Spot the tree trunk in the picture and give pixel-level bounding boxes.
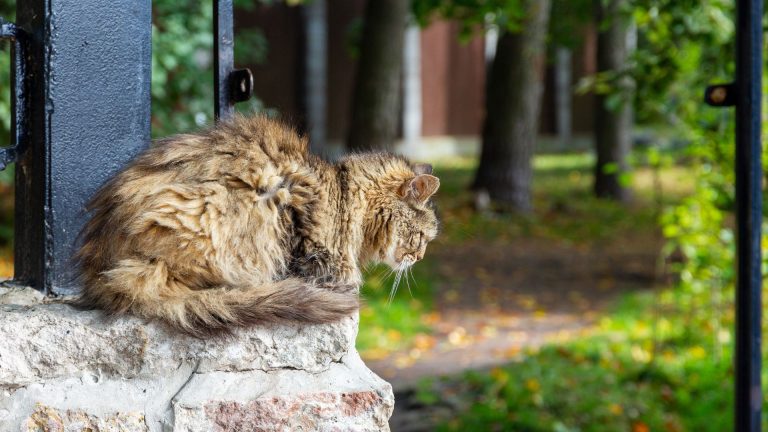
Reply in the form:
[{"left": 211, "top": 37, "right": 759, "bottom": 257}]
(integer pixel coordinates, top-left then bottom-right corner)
[
  {"left": 555, "top": 47, "right": 572, "bottom": 151},
  {"left": 347, "top": 0, "right": 408, "bottom": 151},
  {"left": 401, "top": 18, "right": 422, "bottom": 157},
  {"left": 303, "top": 0, "right": 327, "bottom": 154},
  {"left": 594, "top": 0, "right": 634, "bottom": 201},
  {"left": 472, "top": 0, "right": 551, "bottom": 212}
]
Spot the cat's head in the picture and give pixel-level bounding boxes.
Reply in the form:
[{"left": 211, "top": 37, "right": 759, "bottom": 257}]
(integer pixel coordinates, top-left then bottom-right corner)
[{"left": 360, "top": 160, "right": 440, "bottom": 270}]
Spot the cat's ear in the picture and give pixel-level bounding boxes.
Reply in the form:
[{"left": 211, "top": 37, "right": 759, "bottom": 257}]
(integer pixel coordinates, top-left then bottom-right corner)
[
  {"left": 413, "top": 163, "right": 433, "bottom": 175},
  {"left": 399, "top": 174, "right": 440, "bottom": 203}
]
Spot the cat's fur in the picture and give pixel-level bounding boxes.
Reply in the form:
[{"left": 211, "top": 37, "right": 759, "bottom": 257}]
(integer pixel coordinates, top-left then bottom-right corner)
[{"left": 75, "top": 115, "right": 439, "bottom": 337}]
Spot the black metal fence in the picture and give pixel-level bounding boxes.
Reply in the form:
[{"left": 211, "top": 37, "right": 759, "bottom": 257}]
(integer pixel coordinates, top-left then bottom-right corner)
[
  {"left": 705, "top": 1, "right": 763, "bottom": 430},
  {"left": 0, "top": 0, "right": 251, "bottom": 296}
]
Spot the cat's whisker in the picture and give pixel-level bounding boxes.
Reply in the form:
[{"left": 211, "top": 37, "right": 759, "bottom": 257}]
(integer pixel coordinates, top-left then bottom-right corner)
[
  {"left": 406, "top": 265, "right": 418, "bottom": 297},
  {"left": 388, "top": 263, "right": 406, "bottom": 304},
  {"left": 404, "top": 263, "right": 413, "bottom": 298},
  {"left": 383, "top": 264, "right": 400, "bottom": 281},
  {"left": 370, "top": 263, "right": 386, "bottom": 279}
]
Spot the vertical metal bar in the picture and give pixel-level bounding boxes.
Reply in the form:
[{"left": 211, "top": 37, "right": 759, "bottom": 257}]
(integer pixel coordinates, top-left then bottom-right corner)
[
  {"left": 214, "top": 0, "right": 235, "bottom": 121},
  {"left": 10, "top": 21, "right": 26, "bottom": 166},
  {"left": 0, "top": 19, "right": 27, "bottom": 170},
  {"left": 735, "top": 0, "right": 763, "bottom": 430},
  {"left": 14, "top": 0, "right": 152, "bottom": 295}
]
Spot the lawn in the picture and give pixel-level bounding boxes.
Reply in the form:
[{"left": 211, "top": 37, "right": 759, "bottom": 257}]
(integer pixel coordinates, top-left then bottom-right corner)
[
  {"left": 355, "top": 151, "right": 758, "bottom": 431},
  {"left": 416, "top": 290, "right": 736, "bottom": 432},
  {"left": 357, "top": 151, "right": 691, "bottom": 357}
]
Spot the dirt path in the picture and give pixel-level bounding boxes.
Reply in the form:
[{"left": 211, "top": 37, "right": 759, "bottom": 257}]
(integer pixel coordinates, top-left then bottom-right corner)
[{"left": 367, "top": 233, "right": 664, "bottom": 391}]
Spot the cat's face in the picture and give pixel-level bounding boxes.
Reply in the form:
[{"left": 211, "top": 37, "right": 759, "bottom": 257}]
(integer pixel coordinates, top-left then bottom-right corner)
[
  {"left": 376, "top": 164, "right": 440, "bottom": 270},
  {"left": 384, "top": 196, "right": 439, "bottom": 269}
]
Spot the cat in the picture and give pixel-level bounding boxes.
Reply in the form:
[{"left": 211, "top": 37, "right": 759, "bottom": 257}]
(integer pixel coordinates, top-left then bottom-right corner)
[{"left": 75, "top": 115, "right": 440, "bottom": 337}]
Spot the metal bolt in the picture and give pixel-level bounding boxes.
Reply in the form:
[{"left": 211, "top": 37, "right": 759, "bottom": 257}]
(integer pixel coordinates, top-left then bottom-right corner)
[
  {"left": 710, "top": 86, "right": 728, "bottom": 104},
  {"left": 705, "top": 83, "right": 736, "bottom": 107},
  {"left": 230, "top": 68, "right": 253, "bottom": 103}
]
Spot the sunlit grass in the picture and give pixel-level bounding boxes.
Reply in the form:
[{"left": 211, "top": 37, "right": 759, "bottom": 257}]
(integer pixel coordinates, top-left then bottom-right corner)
[
  {"left": 357, "top": 152, "right": 696, "bottom": 359},
  {"left": 357, "top": 262, "right": 435, "bottom": 358},
  {"left": 419, "top": 290, "right": 738, "bottom": 431},
  {"left": 432, "top": 152, "right": 692, "bottom": 245}
]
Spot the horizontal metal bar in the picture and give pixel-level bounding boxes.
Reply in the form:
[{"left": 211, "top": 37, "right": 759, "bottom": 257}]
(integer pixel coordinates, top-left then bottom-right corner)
[
  {"left": 0, "top": 147, "right": 16, "bottom": 170},
  {"left": 0, "top": 18, "right": 16, "bottom": 38}
]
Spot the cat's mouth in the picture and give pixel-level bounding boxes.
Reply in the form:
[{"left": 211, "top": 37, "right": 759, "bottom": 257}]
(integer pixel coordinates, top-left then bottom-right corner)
[
  {"left": 382, "top": 254, "right": 414, "bottom": 270},
  {"left": 393, "top": 246, "right": 423, "bottom": 265},
  {"left": 384, "top": 249, "right": 418, "bottom": 269}
]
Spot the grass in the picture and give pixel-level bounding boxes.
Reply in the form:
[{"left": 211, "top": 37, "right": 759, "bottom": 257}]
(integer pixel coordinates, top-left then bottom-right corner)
[
  {"left": 430, "top": 153, "right": 689, "bottom": 246},
  {"left": 417, "top": 289, "right": 738, "bottom": 431},
  {"left": 357, "top": 261, "right": 435, "bottom": 359},
  {"left": 357, "top": 151, "right": 692, "bottom": 358},
  {"left": 357, "top": 151, "right": 753, "bottom": 430}
]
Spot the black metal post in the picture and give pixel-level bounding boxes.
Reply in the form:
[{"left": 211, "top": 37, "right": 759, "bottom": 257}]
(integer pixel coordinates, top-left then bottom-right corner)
[
  {"left": 214, "top": 0, "right": 253, "bottom": 121},
  {"left": 14, "top": 0, "right": 152, "bottom": 295},
  {"left": 734, "top": 0, "right": 763, "bottom": 430},
  {"left": 214, "top": 0, "right": 235, "bottom": 121}
]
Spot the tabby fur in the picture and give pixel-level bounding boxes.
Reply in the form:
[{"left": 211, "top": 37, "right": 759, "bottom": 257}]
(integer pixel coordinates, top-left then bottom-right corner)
[{"left": 75, "top": 115, "right": 439, "bottom": 337}]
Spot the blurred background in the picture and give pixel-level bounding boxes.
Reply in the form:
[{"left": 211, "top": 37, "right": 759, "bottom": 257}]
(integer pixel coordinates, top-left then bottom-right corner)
[{"left": 0, "top": 0, "right": 756, "bottom": 430}]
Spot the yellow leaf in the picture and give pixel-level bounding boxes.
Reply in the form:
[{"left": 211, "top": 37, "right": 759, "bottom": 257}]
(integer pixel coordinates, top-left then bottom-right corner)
[
  {"left": 490, "top": 367, "right": 509, "bottom": 384},
  {"left": 447, "top": 327, "right": 469, "bottom": 346},
  {"left": 413, "top": 333, "right": 436, "bottom": 350},
  {"left": 386, "top": 329, "right": 402, "bottom": 342},
  {"left": 525, "top": 378, "right": 541, "bottom": 392},
  {"left": 688, "top": 346, "right": 707, "bottom": 359},
  {"left": 609, "top": 403, "right": 623, "bottom": 415}
]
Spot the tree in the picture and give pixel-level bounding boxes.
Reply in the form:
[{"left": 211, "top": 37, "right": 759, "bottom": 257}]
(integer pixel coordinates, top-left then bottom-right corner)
[
  {"left": 303, "top": 0, "right": 328, "bottom": 153},
  {"left": 593, "top": 0, "right": 634, "bottom": 201},
  {"left": 347, "top": 0, "right": 409, "bottom": 151},
  {"left": 472, "top": 0, "right": 551, "bottom": 212}
]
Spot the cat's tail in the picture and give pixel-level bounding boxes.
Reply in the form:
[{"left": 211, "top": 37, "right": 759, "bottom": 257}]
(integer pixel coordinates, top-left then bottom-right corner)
[{"left": 76, "top": 259, "right": 360, "bottom": 338}]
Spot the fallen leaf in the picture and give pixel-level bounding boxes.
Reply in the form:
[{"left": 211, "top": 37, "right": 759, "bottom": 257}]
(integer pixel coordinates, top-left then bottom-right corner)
[{"left": 632, "top": 422, "right": 650, "bottom": 432}]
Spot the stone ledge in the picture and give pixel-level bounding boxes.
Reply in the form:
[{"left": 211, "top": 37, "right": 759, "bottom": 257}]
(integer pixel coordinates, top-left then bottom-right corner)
[{"left": 0, "top": 287, "right": 393, "bottom": 431}]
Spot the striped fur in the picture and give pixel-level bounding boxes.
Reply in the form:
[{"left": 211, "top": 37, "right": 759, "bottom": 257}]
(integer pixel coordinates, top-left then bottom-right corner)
[{"left": 75, "top": 115, "right": 439, "bottom": 337}]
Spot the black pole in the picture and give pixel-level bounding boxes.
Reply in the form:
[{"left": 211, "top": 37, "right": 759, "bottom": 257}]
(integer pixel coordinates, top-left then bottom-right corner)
[
  {"left": 13, "top": 0, "right": 152, "bottom": 295},
  {"left": 214, "top": 0, "right": 234, "bottom": 121},
  {"left": 734, "top": 0, "right": 763, "bottom": 430},
  {"left": 213, "top": 0, "right": 254, "bottom": 122}
]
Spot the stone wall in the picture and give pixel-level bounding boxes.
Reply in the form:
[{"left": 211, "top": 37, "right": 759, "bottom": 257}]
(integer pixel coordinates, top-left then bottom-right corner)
[{"left": 0, "top": 287, "right": 394, "bottom": 431}]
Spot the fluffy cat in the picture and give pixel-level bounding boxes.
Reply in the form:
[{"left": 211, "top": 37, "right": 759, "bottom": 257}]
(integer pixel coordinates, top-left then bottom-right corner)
[{"left": 75, "top": 115, "right": 440, "bottom": 337}]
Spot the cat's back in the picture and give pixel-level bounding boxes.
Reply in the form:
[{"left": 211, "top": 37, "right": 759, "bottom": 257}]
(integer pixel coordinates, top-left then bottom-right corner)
[
  {"left": 134, "top": 115, "right": 311, "bottom": 180},
  {"left": 80, "top": 115, "right": 320, "bottom": 281}
]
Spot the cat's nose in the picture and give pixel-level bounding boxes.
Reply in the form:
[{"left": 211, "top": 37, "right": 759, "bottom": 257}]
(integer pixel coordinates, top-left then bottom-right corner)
[{"left": 415, "top": 252, "right": 424, "bottom": 261}]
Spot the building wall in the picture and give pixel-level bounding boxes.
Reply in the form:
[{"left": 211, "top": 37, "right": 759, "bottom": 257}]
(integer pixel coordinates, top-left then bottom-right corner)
[
  {"left": 236, "top": 4, "right": 304, "bottom": 125},
  {"left": 237, "top": 2, "right": 597, "bottom": 144},
  {"left": 421, "top": 22, "right": 486, "bottom": 137}
]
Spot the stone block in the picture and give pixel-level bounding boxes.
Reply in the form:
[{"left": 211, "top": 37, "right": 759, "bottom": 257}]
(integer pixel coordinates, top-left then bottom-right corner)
[{"left": 0, "top": 287, "right": 393, "bottom": 431}]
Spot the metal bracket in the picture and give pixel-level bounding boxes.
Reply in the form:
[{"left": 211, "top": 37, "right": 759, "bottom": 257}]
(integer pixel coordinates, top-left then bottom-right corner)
[
  {"left": 214, "top": 0, "right": 254, "bottom": 121},
  {"left": 0, "top": 17, "right": 27, "bottom": 171},
  {"left": 230, "top": 68, "right": 254, "bottom": 103},
  {"left": 705, "top": 83, "right": 737, "bottom": 107}
]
